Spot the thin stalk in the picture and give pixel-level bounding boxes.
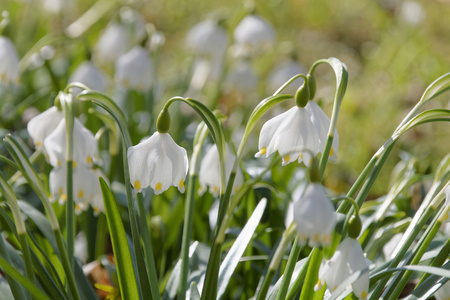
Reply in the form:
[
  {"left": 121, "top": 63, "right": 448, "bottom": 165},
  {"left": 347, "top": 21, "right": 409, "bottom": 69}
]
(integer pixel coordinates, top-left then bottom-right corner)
[
  {"left": 276, "top": 236, "right": 302, "bottom": 300},
  {"left": 179, "top": 176, "right": 198, "bottom": 299},
  {"left": 416, "top": 238, "right": 450, "bottom": 286},
  {"left": 299, "top": 248, "right": 322, "bottom": 300},
  {"left": 54, "top": 229, "right": 81, "bottom": 300},
  {"left": 66, "top": 160, "right": 74, "bottom": 272},
  {"left": 286, "top": 256, "right": 311, "bottom": 300},
  {"left": 136, "top": 193, "right": 161, "bottom": 300},
  {"left": 18, "top": 233, "right": 36, "bottom": 288},
  {"left": 256, "top": 224, "right": 297, "bottom": 300}
]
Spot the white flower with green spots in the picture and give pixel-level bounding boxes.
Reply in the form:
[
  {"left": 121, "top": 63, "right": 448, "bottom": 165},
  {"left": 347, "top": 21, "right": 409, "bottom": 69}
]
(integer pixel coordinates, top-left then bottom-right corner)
[
  {"left": 315, "top": 237, "right": 371, "bottom": 300},
  {"left": 0, "top": 36, "right": 20, "bottom": 85},
  {"left": 127, "top": 132, "right": 188, "bottom": 195}
]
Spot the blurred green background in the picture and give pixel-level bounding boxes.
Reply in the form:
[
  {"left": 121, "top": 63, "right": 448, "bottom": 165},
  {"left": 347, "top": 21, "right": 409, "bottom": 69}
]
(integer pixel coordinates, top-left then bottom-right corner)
[{"left": 1, "top": 0, "right": 449, "bottom": 196}]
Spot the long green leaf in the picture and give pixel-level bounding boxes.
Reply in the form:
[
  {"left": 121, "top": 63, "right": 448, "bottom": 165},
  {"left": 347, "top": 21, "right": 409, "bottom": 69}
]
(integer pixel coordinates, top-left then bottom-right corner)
[
  {"left": 217, "top": 198, "right": 267, "bottom": 299},
  {"left": 99, "top": 177, "right": 139, "bottom": 300},
  {"left": 0, "top": 256, "right": 50, "bottom": 300}
]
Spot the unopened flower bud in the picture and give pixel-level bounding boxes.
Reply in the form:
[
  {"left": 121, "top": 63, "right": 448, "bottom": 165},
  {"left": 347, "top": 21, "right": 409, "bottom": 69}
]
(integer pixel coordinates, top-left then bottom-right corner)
[
  {"left": 295, "top": 83, "right": 310, "bottom": 108},
  {"left": 156, "top": 109, "right": 171, "bottom": 133},
  {"left": 348, "top": 215, "right": 362, "bottom": 239}
]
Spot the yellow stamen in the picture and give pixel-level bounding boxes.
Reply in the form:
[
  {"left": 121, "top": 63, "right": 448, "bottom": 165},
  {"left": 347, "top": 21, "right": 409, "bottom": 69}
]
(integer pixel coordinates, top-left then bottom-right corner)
[
  {"left": 361, "top": 291, "right": 368, "bottom": 299},
  {"left": 260, "top": 147, "right": 267, "bottom": 155},
  {"left": 313, "top": 234, "right": 319, "bottom": 242},
  {"left": 58, "top": 187, "right": 63, "bottom": 195},
  {"left": 134, "top": 180, "right": 142, "bottom": 190},
  {"left": 75, "top": 203, "right": 81, "bottom": 211},
  {"left": 300, "top": 153, "right": 303, "bottom": 159},
  {"left": 93, "top": 207, "right": 100, "bottom": 214},
  {"left": 179, "top": 179, "right": 184, "bottom": 189},
  {"left": 213, "top": 186, "right": 219, "bottom": 194},
  {"left": 36, "top": 141, "right": 41, "bottom": 147},
  {"left": 57, "top": 159, "right": 61, "bottom": 166},
  {"left": 329, "top": 147, "right": 335, "bottom": 157},
  {"left": 316, "top": 279, "right": 322, "bottom": 288},
  {"left": 155, "top": 182, "right": 162, "bottom": 191},
  {"left": 86, "top": 156, "right": 93, "bottom": 164},
  {"left": 1, "top": 73, "right": 5, "bottom": 81},
  {"left": 72, "top": 161, "right": 77, "bottom": 168},
  {"left": 445, "top": 214, "right": 449, "bottom": 221},
  {"left": 60, "top": 194, "right": 67, "bottom": 203},
  {"left": 77, "top": 190, "right": 84, "bottom": 199},
  {"left": 283, "top": 155, "right": 290, "bottom": 163}
]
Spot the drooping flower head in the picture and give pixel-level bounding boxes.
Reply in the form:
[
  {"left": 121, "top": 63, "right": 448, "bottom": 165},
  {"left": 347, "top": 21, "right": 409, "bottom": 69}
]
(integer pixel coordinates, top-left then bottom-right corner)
[
  {"left": 115, "top": 46, "right": 155, "bottom": 91},
  {"left": 68, "top": 61, "right": 108, "bottom": 96},
  {"left": 186, "top": 19, "right": 229, "bottom": 58},
  {"left": 255, "top": 101, "right": 337, "bottom": 166},
  {"left": 233, "top": 14, "right": 275, "bottom": 55},
  {"left": 95, "top": 23, "right": 132, "bottom": 64},
  {"left": 27, "top": 106, "right": 64, "bottom": 150},
  {"left": 293, "top": 182, "right": 336, "bottom": 247},
  {"left": 315, "top": 237, "right": 371, "bottom": 300},
  {"left": 198, "top": 144, "right": 244, "bottom": 197},
  {"left": 49, "top": 165, "right": 99, "bottom": 214},
  {"left": 0, "top": 36, "right": 20, "bottom": 85},
  {"left": 224, "top": 59, "right": 259, "bottom": 95},
  {"left": 127, "top": 132, "right": 189, "bottom": 195},
  {"left": 44, "top": 118, "right": 99, "bottom": 168}
]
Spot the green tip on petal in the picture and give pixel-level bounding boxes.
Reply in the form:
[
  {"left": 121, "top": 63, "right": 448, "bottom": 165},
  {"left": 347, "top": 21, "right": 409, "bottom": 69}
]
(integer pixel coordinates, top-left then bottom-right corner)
[
  {"left": 156, "top": 109, "right": 171, "bottom": 133},
  {"left": 295, "top": 82, "right": 310, "bottom": 108},
  {"left": 348, "top": 215, "right": 362, "bottom": 239}
]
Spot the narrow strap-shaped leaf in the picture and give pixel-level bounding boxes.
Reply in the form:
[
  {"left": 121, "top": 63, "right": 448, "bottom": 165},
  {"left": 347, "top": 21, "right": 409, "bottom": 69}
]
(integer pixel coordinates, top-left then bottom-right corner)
[
  {"left": 217, "top": 198, "right": 267, "bottom": 299},
  {"left": 0, "top": 234, "right": 28, "bottom": 300},
  {"left": 190, "top": 282, "right": 201, "bottom": 300},
  {"left": 99, "top": 177, "right": 139, "bottom": 300},
  {"left": 0, "top": 256, "right": 51, "bottom": 300}
]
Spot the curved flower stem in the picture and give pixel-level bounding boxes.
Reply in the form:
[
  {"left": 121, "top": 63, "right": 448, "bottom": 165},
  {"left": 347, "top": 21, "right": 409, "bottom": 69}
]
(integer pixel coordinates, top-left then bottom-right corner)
[
  {"left": 276, "top": 236, "right": 302, "bottom": 300},
  {"left": 179, "top": 123, "right": 209, "bottom": 300},
  {"left": 136, "top": 193, "right": 161, "bottom": 300},
  {"left": 332, "top": 196, "right": 360, "bottom": 216},
  {"left": 256, "top": 223, "right": 297, "bottom": 300},
  {"left": 299, "top": 248, "right": 323, "bottom": 300}
]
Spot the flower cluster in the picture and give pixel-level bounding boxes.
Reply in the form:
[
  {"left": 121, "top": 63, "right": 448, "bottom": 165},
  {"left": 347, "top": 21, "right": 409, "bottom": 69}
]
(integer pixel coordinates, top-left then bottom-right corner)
[{"left": 27, "top": 94, "right": 105, "bottom": 215}]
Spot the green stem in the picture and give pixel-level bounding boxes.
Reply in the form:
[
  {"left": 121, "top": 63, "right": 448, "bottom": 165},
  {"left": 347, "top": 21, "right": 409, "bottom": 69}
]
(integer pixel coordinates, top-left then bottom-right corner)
[
  {"left": 299, "top": 248, "right": 322, "bottom": 300},
  {"left": 416, "top": 237, "right": 450, "bottom": 286},
  {"left": 18, "top": 233, "right": 36, "bottom": 287},
  {"left": 136, "top": 193, "right": 161, "bottom": 300},
  {"left": 54, "top": 229, "right": 81, "bottom": 300},
  {"left": 43, "top": 59, "right": 60, "bottom": 91},
  {"left": 276, "top": 236, "right": 302, "bottom": 300},
  {"left": 286, "top": 256, "right": 311, "bottom": 300},
  {"left": 200, "top": 240, "right": 223, "bottom": 300},
  {"left": 66, "top": 161, "right": 74, "bottom": 273},
  {"left": 179, "top": 175, "right": 198, "bottom": 299},
  {"left": 256, "top": 224, "right": 297, "bottom": 300}
]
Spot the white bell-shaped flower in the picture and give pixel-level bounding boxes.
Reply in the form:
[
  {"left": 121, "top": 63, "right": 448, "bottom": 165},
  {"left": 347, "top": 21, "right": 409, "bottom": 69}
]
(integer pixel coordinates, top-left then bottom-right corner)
[
  {"left": 305, "top": 101, "right": 339, "bottom": 161},
  {"left": 49, "top": 165, "right": 98, "bottom": 214},
  {"left": 186, "top": 20, "right": 229, "bottom": 58},
  {"left": 266, "top": 59, "right": 306, "bottom": 95},
  {"left": 434, "top": 278, "right": 450, "bottom": 300},
  {"left": 198, "top": 144, "right": 244, "bottom": 197},
  {"left": 88, "top": 168, "right": 107, "bottom": 216},
  {"left": 127, "top": 132, "right": 189, "bottom": 195},
  {"left": 95, "top": 23, "right": 131, "bottom": 64},
  {"left": 233, "top": 15, "right": 275, "bottom": 54},
  {"left": 68, "top": 61, "right": 108, "bottom": 96},
  {"left": 115, "top": 46, "right": 155, "bottom": 91},
  {"left": 255, "top": 106, "right": 320, "bottom": 166},
  {"left": 315, "top": 237, "right": 371, "bottom": 300},
  {"left": 44, "top": 118, "right": 99, "bottom": 168},
  {"left": 224, "top": 59, "right": 258, "bottom": 94},
  {"left": 27, "top": 106, "right": 64, "bottom": 150},
  {"left": 293, "top": 183, "right": 336, "bottom": 247},
  {"left": 0, "top": 36, "right": 20, "bottom": 85}
]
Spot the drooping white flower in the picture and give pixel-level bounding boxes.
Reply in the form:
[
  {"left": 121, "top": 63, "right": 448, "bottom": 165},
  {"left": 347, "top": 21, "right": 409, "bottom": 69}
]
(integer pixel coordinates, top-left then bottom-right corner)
[
  {"left": 224, "top": 59, "right": 258, "bottom": 94},
  {"left": 88, "top": 169, "right": 107, "bottom": 216},
  {"left": 293, "top": 183, "right": 336, "bottom": 247},
  {"left": 44, "top": 118, "right": 99, "bottom": 168},
  {"left": 49, "top": 165, "right": 99, "bottom": 214},
  {"left": 434, "top": 277, "right": 450, "bottom": 300},
  {"left": 127, "top": 132, "right": 188, "bottom": 195},
  {"left": 266, "top": 59, "right": 306, "bottom": 95},
  {"left": 0, "top": 36, "right": 20, "bottom": 85},
  {"left": 186, "top": 20, "right": 229, "bottom": 58},
  {"left": 255, "top": 106, "right": 320, "bottom": 166},
  {"left": 68, "top": 61, "right": 108, "bottom": 96},
  {"left": 198, "top": 144, "right": 244, "bottom": 197},
  {"left": 27, "top": 106, "right": 64, "bottom": 150},
  {"left": 95, "top": 23, "right": 131, "bottom": 64},
  {"left": 115, "top": 46, "right": 155, "bottom": 91},
  {"left": 305, "top": 101, "right": 339, "bottom": 161},
  {"left": 315, "top": 237, "right": 371, "bottom": 300},
  {"left": 40, "top": 0, "right": 74, "bottom": 14},
  {"left": 233, "top": 15, "right": 275, "bottom": 54}
]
